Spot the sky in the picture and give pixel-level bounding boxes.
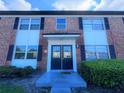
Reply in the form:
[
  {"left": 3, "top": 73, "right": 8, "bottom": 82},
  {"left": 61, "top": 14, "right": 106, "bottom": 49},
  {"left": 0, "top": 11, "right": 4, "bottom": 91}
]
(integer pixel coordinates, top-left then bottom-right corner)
[{"left": 0, "top": 0, "right": 124, "bottom": 11}]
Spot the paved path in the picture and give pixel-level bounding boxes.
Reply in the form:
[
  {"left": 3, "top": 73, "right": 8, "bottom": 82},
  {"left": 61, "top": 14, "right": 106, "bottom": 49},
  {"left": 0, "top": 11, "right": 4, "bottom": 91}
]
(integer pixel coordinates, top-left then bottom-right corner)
[{"left": 36, "top": 72, "right": 87, "bottom": 93}]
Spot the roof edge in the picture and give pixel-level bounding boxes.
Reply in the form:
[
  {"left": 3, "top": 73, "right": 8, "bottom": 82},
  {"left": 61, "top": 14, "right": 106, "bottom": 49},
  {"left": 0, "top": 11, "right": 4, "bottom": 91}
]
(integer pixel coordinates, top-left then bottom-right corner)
[{"left": 0, "top": 11, "right": 124, "bottom": 15}]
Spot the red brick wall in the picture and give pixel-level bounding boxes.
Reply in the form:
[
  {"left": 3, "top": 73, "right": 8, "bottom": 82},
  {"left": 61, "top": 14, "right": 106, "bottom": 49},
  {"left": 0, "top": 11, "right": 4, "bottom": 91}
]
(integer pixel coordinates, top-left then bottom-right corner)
[
  {"left": 0, "top": 17, "right": 16, "bottom": 66},
  {"left": 108, "top": 17, "right": 124, "bottom": 59},
  {"left": 38, "top": 32, "right": 48, "bottom": 71},
  {"left": 3, "top": 16, "right": 124, "bottom": 70},
  {"left": 38, "top": 17, "right": 83, "bottom": 70},
  {"left": 43, "top": 17, "right": 80, "bottom": 33}
]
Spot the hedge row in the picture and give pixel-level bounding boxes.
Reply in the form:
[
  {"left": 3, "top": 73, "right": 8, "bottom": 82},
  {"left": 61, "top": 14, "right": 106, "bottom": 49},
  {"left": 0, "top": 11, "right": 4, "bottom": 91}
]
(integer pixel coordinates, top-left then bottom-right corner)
[
  {"left": 79, "top": 59, "right": 124, "bottom": 89},
  {"left": 0, "top": 66, "right": 34, "bottom": 78}
]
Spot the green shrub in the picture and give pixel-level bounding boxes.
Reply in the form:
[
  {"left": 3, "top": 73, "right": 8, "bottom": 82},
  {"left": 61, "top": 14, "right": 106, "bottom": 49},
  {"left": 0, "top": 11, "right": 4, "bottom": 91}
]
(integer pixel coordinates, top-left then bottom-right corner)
[
  {"left": 24, "top": 66, "right": 34, "bottom": 75},
  {"left": 0, "top": 66, "right": 34, "bottom": 78},
  {"left": 14, "top": 66, "right": 34, "bottom": 77},
  {"left": 79, "top": 59, "right": 124, "bottom": 89},
  {"left": 0, "top": 66, "right": 14, "bottom": 78},
  {"left": 14, "top": 68, "right": 26, "bottom": 77}
]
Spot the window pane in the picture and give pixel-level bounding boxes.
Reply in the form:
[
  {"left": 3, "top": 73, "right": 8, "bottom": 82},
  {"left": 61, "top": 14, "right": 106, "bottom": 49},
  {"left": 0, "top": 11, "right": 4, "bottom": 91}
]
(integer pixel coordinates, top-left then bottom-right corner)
[
  {"left": 85, "top": 46, "right": 96, "bottom": 52},
  {"left": 85, "top": 46, "right": 96, "bottom": 60},
  {"left": 20, "top": 18, "right": 30, "bottom": 24},
  {"left": 83, "top": 19, "right": 104, "bottom": 31},
  {"left": 85, "top": 45, "right": 109, "bottom": 60},
  {"left": 57, "top": 18, "right": 66, "bottom": 23},
  {"left": 30, "top": 19, "right": 40, "bottom": 30},
  {"left": 19, "top": 18, "right": 30, "bottom": 30},
  {"left": 57, "top": 24, "right": 66, "bottom": 30},
  {"left": 93, "top": 20, "right": 103, "bottom": 24},
  {"left": 86, "top": 53, "right": 97, "bottom": 60},
  {"left": 15, "top": 53, "right": 25, "bottom": 59},
  {"left": 20, "top": 24, "right": 29, "bottom": 30},
  {"left": 15, "top": 46, "right": 26, "bottom": 59},
  {"left": 27, "top": 53, "right": 37, "bottom": 59},
  {"left": 27, "top": 46, "right": 37, "bottom": 52},
  {"left": 92, "top": 24, "right": 104, "bottom": 30},
  {"left": 27, "top": 46, "right": 37, "bottom": 59},
  {"left": 56, "top": 18, "right": 66, "bottom": 30},
  {"left": 31, "top": 19, "right": 40, "bottom": 24},
  {"left": 96, "top": 46, "right": 107, "bottom": 52},
  {"left": 63, "top": 46, "right": 71, "bottom": 58},
  {"left": 98, "top": 53, "right": 108, "bottom": 59},
  {"left": 53, "top": 46, "right": 60, "bottom": 58},
  {"left": 30, "top": 24, "right": 40, "bottom": 30},
  {"left": 96, "top": 46, "right": 109, "bottom": 59},
  {"left": 83, "top": 20, "right": 92, "bottom": 24},
  {"left": 16, "top": 46, "right": 26, "bottom": 52}
]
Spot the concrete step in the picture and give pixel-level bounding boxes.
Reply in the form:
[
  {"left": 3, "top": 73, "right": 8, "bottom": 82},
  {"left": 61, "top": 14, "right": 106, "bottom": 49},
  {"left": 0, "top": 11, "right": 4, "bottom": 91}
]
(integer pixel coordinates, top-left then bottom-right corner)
[
  {"left": 50, "top": 87, "right": 71, "bottom": 93},
  {"left": 35, "top": 72, "right": 87, "bottom": 88}
]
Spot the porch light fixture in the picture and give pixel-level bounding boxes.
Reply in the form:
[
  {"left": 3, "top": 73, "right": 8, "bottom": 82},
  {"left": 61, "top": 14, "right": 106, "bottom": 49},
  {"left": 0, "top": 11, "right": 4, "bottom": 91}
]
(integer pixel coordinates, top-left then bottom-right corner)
[{"left": 76, "top": 44, "right": 79, "bottom": 48}]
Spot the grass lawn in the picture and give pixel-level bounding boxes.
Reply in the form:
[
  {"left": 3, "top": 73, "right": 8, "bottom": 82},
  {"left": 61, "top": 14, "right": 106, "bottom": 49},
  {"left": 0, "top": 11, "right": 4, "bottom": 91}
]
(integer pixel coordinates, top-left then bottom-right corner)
[{"left": 0, "top": 84, "right": 25, "bottom": 93}]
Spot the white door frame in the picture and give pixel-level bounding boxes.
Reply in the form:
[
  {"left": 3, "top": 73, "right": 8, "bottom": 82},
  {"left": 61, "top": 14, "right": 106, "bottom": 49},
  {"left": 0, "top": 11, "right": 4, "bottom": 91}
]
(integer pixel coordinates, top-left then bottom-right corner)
[{"left": 47, "top": 39, "right": 77, "bottom": 72}]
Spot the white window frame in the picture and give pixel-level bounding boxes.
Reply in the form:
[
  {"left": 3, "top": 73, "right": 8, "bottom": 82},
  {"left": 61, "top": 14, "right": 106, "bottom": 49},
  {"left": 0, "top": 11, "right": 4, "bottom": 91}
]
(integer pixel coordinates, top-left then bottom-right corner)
[
  {"left": 82, "top": 18, "right": 106, "bottom": 32},
  {"left": 18, "top": 18, "right": 30, "bottom": 30},
  {"left": 14, "top": 45, "right": 26, "bottom": 59},
  {"left": 18, "top": 17, "right": 41, "bottom": 30},
  {"left": 13, "top": 45, "right": 38, "bottom": 60},
  {"left": 26, "top": 46, "right": 38, "bottom": 59},
  {"left": 56, "top": 17, "right": 67, "bottom": 30},
  {"left": 30, "top": 18, "right": 41, "bottom": 30},
  {"left": 85, "top": 45, "right": 110, "bottom": 60}
]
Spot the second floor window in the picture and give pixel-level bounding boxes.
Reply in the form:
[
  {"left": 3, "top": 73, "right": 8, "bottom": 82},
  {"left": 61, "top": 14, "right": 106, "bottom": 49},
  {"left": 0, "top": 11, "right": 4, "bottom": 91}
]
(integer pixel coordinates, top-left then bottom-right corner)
[
  {"left": 19, "top": 18, "right": 30, "bottom": 30},
  {"left": 56, "top": 18, "right": 66, "bottom": 30},
  {"left": 83, "top": 18, "right": 104, "bottom": 31},
  {"left": 30, "top": 19, "right": 40, "bottom": 30},
  {"left": 19, "top": 18, "right": 40, "bottom": 30}
]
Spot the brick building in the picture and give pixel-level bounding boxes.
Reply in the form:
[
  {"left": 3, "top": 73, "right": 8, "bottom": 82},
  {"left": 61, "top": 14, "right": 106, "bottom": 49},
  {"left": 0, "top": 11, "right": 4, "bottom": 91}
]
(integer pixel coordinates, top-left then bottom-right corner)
[{"left": 0, "top": 11, "right": 124, "bottom": 72}]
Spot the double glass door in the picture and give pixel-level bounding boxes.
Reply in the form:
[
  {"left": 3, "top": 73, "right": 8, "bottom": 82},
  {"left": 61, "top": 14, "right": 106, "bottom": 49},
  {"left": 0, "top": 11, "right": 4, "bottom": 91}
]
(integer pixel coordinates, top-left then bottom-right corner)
[{"left": 51, "top": 45, "right": 73, "bottom": 70}]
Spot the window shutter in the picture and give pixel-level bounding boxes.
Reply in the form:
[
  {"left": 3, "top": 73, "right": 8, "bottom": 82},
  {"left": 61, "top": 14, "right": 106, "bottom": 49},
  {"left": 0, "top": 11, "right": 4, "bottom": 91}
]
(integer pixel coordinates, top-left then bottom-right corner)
[
  {"left": 6, "top": 45, "right": 14, "bottom": 61},
  {"left": 80, "top": 45, "right": 86, "bottom": 61},
  {"left": 37, "top": 45, "right": 42, "bottom": 61},
  {"left": 79, "top": 17, "right": 83, "bottom": 30},
  {"left": 13, "top": 17, "right": 19, "bottom": 30},
  {"left": 122, "top": 17, "right": 124, "bottom": 23},
  {"left": 104, "top": 17, "right": 110, "bottom": 30},
  {"left": 40, "top": 17, "right": 44, "bottom": 30},
  {"left": 109, "top": 45, "right": 116, "bottom": 59}
]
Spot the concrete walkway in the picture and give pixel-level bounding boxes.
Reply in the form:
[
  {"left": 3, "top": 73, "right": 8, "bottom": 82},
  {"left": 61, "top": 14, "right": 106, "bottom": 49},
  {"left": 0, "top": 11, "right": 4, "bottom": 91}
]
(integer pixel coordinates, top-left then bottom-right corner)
[{"left": 35, "top": 72, "right": 87, "bottom": 93}]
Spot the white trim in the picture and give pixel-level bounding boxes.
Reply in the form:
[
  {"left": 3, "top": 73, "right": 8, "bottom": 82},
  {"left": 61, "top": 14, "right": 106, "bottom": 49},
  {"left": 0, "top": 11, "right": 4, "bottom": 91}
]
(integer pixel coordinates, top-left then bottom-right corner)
[
  {"left": 47, "top": 44, "right": 51, "bottom": 71},
  {"left": 47, "top": 39, "right": 77, "bottom": 72},
  {"left": 43, "top": 35, "right": 80, "bottom": 38},
  {"left": 85, "top": 45, "right": 111, "bottom": 60},
  {"left": 18, "top": 17, "right": 41, "bottom": 31},
  {"left": 72, "top": 44, "right": 77, "bottom": 72},
  {"left": 12, "top": 45, "right": 38, "bottom": 60}
]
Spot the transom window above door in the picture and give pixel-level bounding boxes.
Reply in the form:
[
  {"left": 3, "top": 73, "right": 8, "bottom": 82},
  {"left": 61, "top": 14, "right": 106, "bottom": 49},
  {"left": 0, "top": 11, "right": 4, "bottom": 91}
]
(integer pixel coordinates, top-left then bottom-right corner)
[
  {"left": 19, "top": 18, "right": 41, "bottom": 30},
  {"left": 56, "top": 18, "right": 66, "bottom": 30}
]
